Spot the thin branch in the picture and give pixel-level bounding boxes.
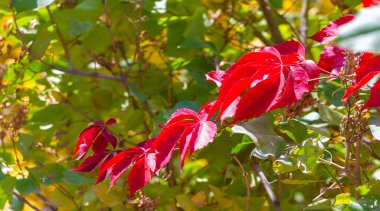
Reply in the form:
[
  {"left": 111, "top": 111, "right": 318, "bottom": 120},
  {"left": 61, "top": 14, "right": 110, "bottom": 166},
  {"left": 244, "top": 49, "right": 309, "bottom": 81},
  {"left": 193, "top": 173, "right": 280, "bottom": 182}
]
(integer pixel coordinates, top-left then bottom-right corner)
[
  {"left": 318, "top": 159, "right": 344, "bottom": 170},
  {"left": 300, "top": 0, "right": 313, "bottom": 59},
  {"left": 8, "top": 2, "right": 124, "bottom": 83},
  {"left": 102, "top": 0, "right": 123, "bottom": 75},
  {"left": 321, "top": 163, "right": 344, "bottom": 192},
  {"left": 312, "top": 182, "right": 339, "bottom": 202},
  {"left": 344, "top": 142, "right": 355, "bottom": 182},
  {"left": 46, "top": 6, "right": 74, "bottom": 70},
  {"left": 269, "top": 4, "right": 302, "bottom": 42},
  {"left": 251, "top": 161, "right": 281, "bottom": 211},
  {"left": 355, "top": 139, "right": 361, "bottom": 199},
  {"left": 13, "top": 191, "right": 40, "bottom": 211},
  {"left": 257, "top": 0, "right": 283, "bottom": 44},
  {"left": 231, "top": 154, "right": 251, "bottom": 211}
]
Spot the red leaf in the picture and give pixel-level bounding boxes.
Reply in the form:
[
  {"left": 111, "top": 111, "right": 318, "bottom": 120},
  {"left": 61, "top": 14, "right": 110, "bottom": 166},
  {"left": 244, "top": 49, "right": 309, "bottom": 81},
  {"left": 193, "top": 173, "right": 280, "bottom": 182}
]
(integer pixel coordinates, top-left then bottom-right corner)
[
  {"left": 309, "top": 14, "right": 355, "bottom": 43},
  {"left": 127, "top": 153, "right": 155, "bottom": 196},
  {"left": 151, "top": 108, "right": 217, "bottom": 171},
  {"left": 74, "top": 118, "right": 118, "bottom": 160},
  {"left": 363, "top": 0, "right": 380, "bottom": 7},
  {"left": 274, "top": 39, "right": 305, "bottom": 57},
  {"left": 95, "top": 153, "right": 115, "bottom": 184},
  {"left": 318, "top": 44, "right": 345, "bottom": 77},
  {"left": 342, "top": 55, "right": 380, "bottom": 102},
  {"left": 206, "top": 40, "right": 320, "bottom": 123},
  {"left": 96, "top": 147, "right": 145, "bottom": 188},
  {"left": 234, "top": 72, "right": 284, "bottom": 121},
  {"left": 364, "top": 79, "right": 380, "bottom": 108},
  {"left": 72, "top": 151, "right": 110, "bottom": 172},
  {"left": 206, "top": 70, "right": 226, "bottom": 87}
]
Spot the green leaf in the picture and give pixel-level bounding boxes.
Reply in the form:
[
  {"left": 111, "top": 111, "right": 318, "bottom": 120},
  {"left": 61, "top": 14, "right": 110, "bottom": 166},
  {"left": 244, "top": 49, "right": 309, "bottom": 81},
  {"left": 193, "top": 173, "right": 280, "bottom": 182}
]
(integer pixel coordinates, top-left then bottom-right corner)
[
  {"left": 334, "top": 193, "right": 352, "bottom": 206},
  {"left": 183, "top": 7, "right": 211, "bottom": 38},
  {"left": 231, "top": 135, "right": 255, "bottom": 163},
  {"left": 304, "top": 198, "right": 332, "bottom": 210},
  {"left": 16, "top": 176, "right": 39, "bottom": 195},
  {"left": 369, "top": 115, "right": 380, "bottom": 141},
  {"left": 30, "top": 27, "right": 53, "bottom": 59},
  {"left": 344, "top": 203, "right": 363, "bottom": 211},
  {"left": 0, "top": 177, "right": 17, "bottom": 209},
  {"left": 17, "top": 133, "right": 34, "bottom": 160},
  {"left": 292, "top": 138, "right": 325, "bottom": 174},
  {"left": 318, "top": 104, "right": 343, "bottom": 126},
  {"left": 30, "top": 104, "right": 70, "bottom": 126},
  {"left": 277, "top": 120, "right": 307, "bottom": 145},
  {"left": 232, "top": 116, "right": 286, "bottom": 160},
  {"left": 0, "top": 152, "right": 15, "bottom": 165},
  {"left": 63, "top": 170, "right": 94, "bottom": 185},
  {"left": 273, "top": 156, "right": 297, "bottom": 173},
  {"left": 337, "top": 5, "right": 380, "bottom": 52},
  {"left": 357, "top": 181, "right": 380, "bottom": 196},
  {"left": 11, "top": 0, "right": 55, "bottom": 13},
  {"left": 319, "top": 80, "right": 345, "bottom": 107}
]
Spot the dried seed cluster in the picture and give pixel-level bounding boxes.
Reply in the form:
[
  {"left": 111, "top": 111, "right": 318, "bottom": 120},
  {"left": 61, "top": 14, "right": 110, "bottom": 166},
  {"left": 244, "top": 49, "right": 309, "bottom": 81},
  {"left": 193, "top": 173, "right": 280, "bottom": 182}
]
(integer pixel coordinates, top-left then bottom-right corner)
[
  {"left": 340, "top": 100, "right": 368, "bottom": 143},
  {"left": 285, "top": 93, "right": 316, "bottom": 119}
]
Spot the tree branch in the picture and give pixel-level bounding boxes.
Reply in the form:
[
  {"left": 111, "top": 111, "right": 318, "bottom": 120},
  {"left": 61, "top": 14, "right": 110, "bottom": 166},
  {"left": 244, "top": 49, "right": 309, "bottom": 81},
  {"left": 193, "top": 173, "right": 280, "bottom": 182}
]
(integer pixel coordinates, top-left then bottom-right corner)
[
  {"left": 300, "top": 0, "right": 313, "bottom": 59},
  {"left": 231, "top": 154, "right": 251, "bottom": 211},
  {"left": 13, "top": 191, "right": 40, "bottom": 211},
  {"left": 257, "top": 0, "right": 283, "bottom": 44},
  {"left": 251, "top": 161, "right": 281, "bottom": 211},
  {"left": 8, "top": 1, "right": 125, "bottom": 83}
]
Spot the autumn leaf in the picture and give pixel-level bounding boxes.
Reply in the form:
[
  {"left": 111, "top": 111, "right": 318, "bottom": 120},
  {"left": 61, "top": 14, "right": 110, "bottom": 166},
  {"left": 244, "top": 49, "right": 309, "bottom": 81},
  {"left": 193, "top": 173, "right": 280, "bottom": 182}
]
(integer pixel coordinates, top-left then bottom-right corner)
[{"left": 73, "top": 118, "right": 117, "bottom": 160}]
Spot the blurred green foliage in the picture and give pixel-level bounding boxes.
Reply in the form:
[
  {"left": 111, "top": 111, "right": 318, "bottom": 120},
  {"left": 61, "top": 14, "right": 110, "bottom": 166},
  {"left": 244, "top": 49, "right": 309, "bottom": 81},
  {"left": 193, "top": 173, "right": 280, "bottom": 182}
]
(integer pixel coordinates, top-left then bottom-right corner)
[{"left": 1, "top": 0, "right": 380, "bottom": 210}]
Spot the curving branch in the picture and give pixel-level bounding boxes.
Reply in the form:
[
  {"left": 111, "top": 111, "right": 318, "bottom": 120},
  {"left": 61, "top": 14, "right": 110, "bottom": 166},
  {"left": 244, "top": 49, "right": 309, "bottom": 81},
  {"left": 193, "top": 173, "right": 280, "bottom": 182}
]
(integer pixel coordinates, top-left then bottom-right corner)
[
  {"left": 251, "top": 161, "right": 281, "bottom": 211},
  {"left": 257, "top": 0, "right": 284, "bottom": 44},
  {"left": 231, "top": 154, "right": 251, "bottom": 211}
]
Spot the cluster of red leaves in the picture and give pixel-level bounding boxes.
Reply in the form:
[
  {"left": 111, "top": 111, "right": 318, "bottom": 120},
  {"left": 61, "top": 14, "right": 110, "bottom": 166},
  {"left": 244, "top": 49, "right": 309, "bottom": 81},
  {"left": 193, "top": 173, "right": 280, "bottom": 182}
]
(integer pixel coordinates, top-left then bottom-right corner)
[
  {"left": 206, "top": 40, "right": 320, "bottom": 123},
  {"left": 309, "top": 10, "right": 380, "bottom": 108},
  {"left": 73, "top": 39, "right": 321, "bottom": 196},
  {"left": 73, "top": 107, "right": 217, "bottom": 196}
]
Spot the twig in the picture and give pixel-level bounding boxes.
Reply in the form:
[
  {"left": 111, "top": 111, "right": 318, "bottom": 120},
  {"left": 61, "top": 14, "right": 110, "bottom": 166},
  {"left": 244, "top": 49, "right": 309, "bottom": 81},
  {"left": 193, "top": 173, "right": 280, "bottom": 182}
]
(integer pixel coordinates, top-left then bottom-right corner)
[
  {"left": 8, "top": 2, "right": 124, "bottom": 83},
  {"left": 251, "top": 161, "right": 281, "bottom": 211},
  {"left": 321, "top": 163, "right": 344, "bottom": 192},
  {"left": 102, "top": 0, "right": 123, "bottom": 75},
  {"left": 355, "top": 139, "right": 361, "bottom": 199},
  {"left": 13, "top": 191, "right": 40, "bottom": 211},
  {"left": 231, "top": 154, "right": 251, "bottom": 211},
  {"left": 318, "top": 159, "right": 344, "bottom": 170},
  {"left": 257, "top": 0, "right": 283, "bottom": 44},
  {"left": 312, "top": 182, "right": 338, "bottom": 202},
  {"left": 46, "top": 6, "right": 74, "bottom": 70},
  {"left": 54, "top": 183, "right": 81, "bottom": 210},
  {"left": 300, "top": 0, "right": 313, "bottom": 59},
  {"left": 344, "top": 142, "right": 355, "bottom": 182},
  {"left": 7, "top": 131, "right": 24, "bottom": 177}
]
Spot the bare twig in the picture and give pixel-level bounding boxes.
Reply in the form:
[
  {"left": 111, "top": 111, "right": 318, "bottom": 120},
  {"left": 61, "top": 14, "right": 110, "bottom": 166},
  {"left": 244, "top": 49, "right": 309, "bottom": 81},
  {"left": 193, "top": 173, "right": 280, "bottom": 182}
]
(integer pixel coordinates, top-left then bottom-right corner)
[
  {"left": 257, "top": 0, "right": 284, "bottom": 44},
  {"left": 300, "top": 0, "right": 313, "bottom": 59},
  {"left": 355, "top": 139, "right": 361, "bottom": 199},
  {"left": 321, "top": 163, "right": 344, "bottom": 192},
  {"left": 102, "top": 0, "right": 123, "bottom": 75},
  {"left": 312, "top": 182, "right": 339, "bottom": 202},
  {"left": 46, "top": 6, "right": 74, "bottom": 70},
  {"left": 8, "top": 2, "right": 124, "bottom": 83},
  {"left": 251, "top": 161, "right": 281, "bottom": 211},
  {"left": 13, "top": 191, "right": 40, "bottom": 211},
  {"left": 231, "top": 154, "right": 251, "bottom": 211},
  {"left": 318, "top": 159, "right": 344, "bottom": 170}
]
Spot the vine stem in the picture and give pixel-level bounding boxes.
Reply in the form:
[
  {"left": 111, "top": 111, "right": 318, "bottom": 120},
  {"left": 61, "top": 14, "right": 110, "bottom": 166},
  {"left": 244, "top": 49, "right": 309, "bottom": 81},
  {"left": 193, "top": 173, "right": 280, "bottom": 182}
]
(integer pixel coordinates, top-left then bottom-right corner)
[
  {"left": 251, "top": 161, "right": 281, "bottom": 211},
  {"left": 231, "top": 154, "right": 251, "bottom": 211},
  {"left": 355, "top": 139, "right": 361, "bottom": 199}
]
